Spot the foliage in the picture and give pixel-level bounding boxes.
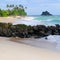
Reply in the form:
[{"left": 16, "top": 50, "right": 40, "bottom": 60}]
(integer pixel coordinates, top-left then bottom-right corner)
[
  {"left": 1, "top": 10, "right": 9, "bottom": 17},
  {"left": 0, "top": 4, "right": 27, "bottom": 17}
]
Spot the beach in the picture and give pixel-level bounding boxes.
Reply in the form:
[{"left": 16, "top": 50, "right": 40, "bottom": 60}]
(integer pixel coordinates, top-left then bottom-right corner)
[
  {"left": 0, "top": 16, "right": 43, "bottom": 26},
  {"left": 0, "top": 17, "right": 16, "bottom": 23},
  {"left": 0, "top": 16, "right": 34, "bottom": 23},
  {"left": 0, "top": 0, "right": 60, "bottom": 59},
  {"left": 0, "top": 16, "right": 60, "bottom": 60},
  {"left": 0, "top": 37, "right": 60, "bottom": 60},
  {"left": 0, "top": 16, "right": 59, "bottom": 26}
]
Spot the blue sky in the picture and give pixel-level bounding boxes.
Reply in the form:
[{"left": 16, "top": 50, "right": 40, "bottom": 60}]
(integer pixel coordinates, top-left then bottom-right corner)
[{"left": 0, "top": 0, "right": 60, "bottom": 15}]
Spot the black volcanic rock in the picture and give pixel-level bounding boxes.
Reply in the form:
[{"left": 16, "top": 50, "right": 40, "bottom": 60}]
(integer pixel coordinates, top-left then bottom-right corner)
[
  {"left": 41, "top": 11, "right": 52, "bottom": 16},
  {"left": 0, "top": 23, "right": 60, "bottom": 38}
]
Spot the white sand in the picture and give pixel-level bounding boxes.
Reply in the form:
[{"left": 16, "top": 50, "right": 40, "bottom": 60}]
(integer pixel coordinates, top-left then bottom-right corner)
[
  {"left": 0, "top": 16, "right": 34, "bottom": 23},
  {"left": 0, "top": 37, "right": 60, "bottom": 60},
  {"left": 0, "top": 16, "right": 43, "bottom": 26},
  {"left": 0, "top": 17, "right": 16, "bottom": 23}
]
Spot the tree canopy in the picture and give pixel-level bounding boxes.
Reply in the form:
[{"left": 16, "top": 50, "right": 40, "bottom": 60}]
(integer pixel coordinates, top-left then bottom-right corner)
[{"left": 0, "top": 4, "right": 27, "bottom": 17}]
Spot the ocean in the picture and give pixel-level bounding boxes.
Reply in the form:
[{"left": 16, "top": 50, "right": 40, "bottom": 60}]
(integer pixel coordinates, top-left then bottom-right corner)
[
  {"left": 33, "top": 15, "right": 60, "bottom": 26},
  {"left": 14, "top": 15, "right": 60, "bottom": 26}
]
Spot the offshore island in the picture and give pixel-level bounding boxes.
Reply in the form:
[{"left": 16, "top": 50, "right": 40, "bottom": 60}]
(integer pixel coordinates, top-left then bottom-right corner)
[{"left": 41, "top": 11, "right": 52, "bottom": 16}]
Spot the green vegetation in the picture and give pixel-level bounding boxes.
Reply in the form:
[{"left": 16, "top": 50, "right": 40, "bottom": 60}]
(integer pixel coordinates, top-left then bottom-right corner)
[{"left": 0, "top": 4, "right": 27, "bottom": 17}]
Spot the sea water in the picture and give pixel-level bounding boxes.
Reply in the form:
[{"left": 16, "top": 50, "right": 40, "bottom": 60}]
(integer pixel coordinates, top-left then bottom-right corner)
[
  {"left": 46, "top": 35, "right": 60, "bottom": 50},
  {"left": 14, "top": 15, "right": 60, "bottom": 26},
  {"left": 34, "top": 15, "right": 60, "bottom": 26}
]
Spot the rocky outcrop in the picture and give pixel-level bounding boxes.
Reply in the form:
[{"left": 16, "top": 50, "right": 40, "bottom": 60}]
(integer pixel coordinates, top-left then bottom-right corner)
[
  {"left": 0, "top": 23, "right": 60, "bottom": 38},
  {"left": 41, "top": 11, "right": 52, "bottom": 16}
]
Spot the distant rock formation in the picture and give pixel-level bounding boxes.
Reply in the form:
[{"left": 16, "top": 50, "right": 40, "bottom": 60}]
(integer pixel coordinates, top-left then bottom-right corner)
[{"left": 41, "top": 11, "right": 52, "bottom": 16}]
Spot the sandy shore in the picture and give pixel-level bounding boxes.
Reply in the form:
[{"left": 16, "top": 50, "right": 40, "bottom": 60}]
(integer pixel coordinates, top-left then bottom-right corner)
[
  {"left": 0, "top": 16, "right": 34, "bottom": 23},
  {"left": 0, "top": 16, "right": 43, "bottom": 26},
  {"left": 0, "top": 37, "right": 60, "bottom": 60},
  {"left": 0, "top": 17, "right": 16, "bottom": 23}
]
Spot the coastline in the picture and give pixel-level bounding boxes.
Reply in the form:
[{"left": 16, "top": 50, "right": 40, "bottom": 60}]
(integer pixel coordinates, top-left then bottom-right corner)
[
  {"left": 10, "top": 37, "right": 58, "bottom": 51},
  {"left": 0, "top": 16, "right": 35, "bottom": 23},
  {"left": 0, "top": 37, "right": 60, "bottom": 60},
  {"left": 0, "top": 16, "right": 60, "bottom": 60},
  {"left": 0, "top": 16, "right": 40, "bottom": 26},
  {"left": 0, "top": 16, "right": 16, "bottom": 23}
]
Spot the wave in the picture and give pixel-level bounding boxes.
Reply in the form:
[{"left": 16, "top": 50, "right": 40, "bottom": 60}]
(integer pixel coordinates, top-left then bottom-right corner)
[
  {"left": 46, "top": 35, "right": 60, "bottom": 50},
  {"left": 45, "top": 19, "right": 53, "bottom": 22},
  {"left": 13, "top": 18, "right": 44, "bottom": 26},
  {"left": 13, "top": 15, "right": 60, "bottom": 26}
]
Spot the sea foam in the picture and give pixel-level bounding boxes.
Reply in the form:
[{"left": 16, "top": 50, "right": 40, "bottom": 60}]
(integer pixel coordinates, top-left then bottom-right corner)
[
  {"left": 46, "top": 35, "right": 60, "bottom": 50},
  {"left": 13, "top": 16, "right": 44, "bottom": 26}
]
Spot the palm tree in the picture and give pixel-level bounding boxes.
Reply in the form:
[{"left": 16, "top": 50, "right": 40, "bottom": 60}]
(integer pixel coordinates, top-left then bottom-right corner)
[
  {"left": 14, "top": 5, "right": 18, "bottom": 9},
  {"left": 7, "top": 4, "right": 12, "bottom": 9},
  {"left": 10, "top": 5, "right": 12, "bottom": 8},
  {"left": 19, "top": 4, "right": 21, "bottom": 7},
  {"left": 7, "top": 4, "right": 15, "bottom": 10},
  {"left": 7, "top": 4, "right": 9, "bottom": 8},
  {"left": 25, "top": 7, "right": 27, "bottom": 9},
  {"left": 7, "top": 4, "right": 10, "bottom": 9},
  {"left": 10, "top": 4, "right": 14, "bottom": 8},
  {"left": 12, "top": 4, "right": 14, "bottom": 7},
  {"left": 19, "top": 4, "right": 24, "bottom": 9}
]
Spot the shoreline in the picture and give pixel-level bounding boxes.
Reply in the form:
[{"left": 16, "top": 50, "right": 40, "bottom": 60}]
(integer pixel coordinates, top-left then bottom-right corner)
[
  {"left": 0, "top": 16, "right": 35, "bottom": 23},
  {"left": 0, "top": 16, "right": 60, "bottom": 26},
  {"left": 10, "top": 37, "right": 58, "bottom": 51},
  {"left": 0, "top": 16, "right": 59, "bottom": 26},
  {"left": 0, "top": 16, "right": 41, "bottom": 26},
  {"left": 0, "top": 37, "right": 60, "bottom": 60}
]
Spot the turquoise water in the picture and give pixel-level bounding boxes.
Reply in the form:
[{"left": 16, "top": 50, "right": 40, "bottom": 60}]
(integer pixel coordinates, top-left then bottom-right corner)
[
  {"left": 34, "top": 15, "right": 60, "bottom": 26},
  {"left": 14, "top": 15, "right": 60, "bottom": 26}
]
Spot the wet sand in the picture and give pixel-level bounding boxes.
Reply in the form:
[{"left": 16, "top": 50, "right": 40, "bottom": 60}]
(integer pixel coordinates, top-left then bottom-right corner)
[{"left": 10, "top": 37, "right": 58, "bottom": 51}]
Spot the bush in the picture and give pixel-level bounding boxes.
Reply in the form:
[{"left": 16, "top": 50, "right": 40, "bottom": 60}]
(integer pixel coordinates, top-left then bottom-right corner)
[{"left": 0, "top": 4, "right": 27, "bottom": 17}]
